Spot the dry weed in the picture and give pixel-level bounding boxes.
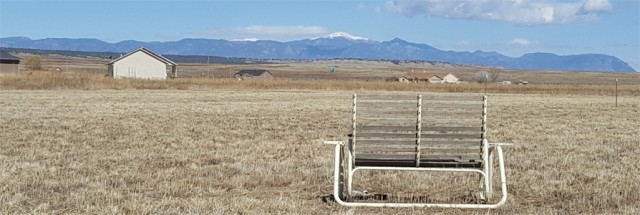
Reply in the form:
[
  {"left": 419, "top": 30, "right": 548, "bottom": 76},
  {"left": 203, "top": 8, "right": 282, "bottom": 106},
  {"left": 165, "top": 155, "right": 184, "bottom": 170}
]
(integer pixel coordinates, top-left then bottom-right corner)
[{"left": 1, "top": 72, "right": 639, "bottom": 96}]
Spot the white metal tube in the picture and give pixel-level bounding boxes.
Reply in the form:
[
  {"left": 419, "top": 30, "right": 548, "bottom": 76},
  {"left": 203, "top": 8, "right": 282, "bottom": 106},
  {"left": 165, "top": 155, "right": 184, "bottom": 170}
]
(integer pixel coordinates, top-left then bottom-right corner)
[
  {"left": 416, "top": 95, "right": 422, "bottom": 167},
  {"left": 494, "top": 145, "right": 508, "bottom": 207},
  {"left": 482, "top": 139, "right": 490, "bottom": 200},
  {"left": 347, "top": 137, "right": 354, "bottom": 196},
  {"left": 349, "top": 94, "right": 357, "bottom": 196},
  {"left": 487, "top": 147, "right": 494, "bottom": 199},
  {"left": 333, "top": 144, "right": 343, "bottom": 201},
  {"left": 353, "top": 166, "right": 485, "bottom": 174}
]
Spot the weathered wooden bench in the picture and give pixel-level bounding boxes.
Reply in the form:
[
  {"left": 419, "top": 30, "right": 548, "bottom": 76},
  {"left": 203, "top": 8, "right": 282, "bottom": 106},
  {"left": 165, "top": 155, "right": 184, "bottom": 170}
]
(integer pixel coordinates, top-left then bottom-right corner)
[{"left": 324, "top": 94, "right": 510, "bottom": 208}]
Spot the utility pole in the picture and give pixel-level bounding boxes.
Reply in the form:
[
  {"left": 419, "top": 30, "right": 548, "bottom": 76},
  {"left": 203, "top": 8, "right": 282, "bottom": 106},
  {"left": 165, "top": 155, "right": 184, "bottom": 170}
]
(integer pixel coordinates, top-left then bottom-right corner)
[{"left": 484, "top": 73, "right": 488, "bottom": 95}]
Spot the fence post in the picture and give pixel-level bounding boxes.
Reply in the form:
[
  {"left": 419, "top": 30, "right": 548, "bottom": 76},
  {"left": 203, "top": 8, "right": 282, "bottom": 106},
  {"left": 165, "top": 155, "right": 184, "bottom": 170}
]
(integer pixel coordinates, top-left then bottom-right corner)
[{"left": 615, "top": 77, "right": 618, "bottom": 107}]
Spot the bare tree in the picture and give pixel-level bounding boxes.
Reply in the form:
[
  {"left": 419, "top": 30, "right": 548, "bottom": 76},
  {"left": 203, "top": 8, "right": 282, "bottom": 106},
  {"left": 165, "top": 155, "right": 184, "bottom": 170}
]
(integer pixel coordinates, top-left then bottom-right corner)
[
  {"left": 489, "top": 69, "right": 500, "bottom": 82},
  {"left": 25, "top": 56, "right": 42, "bottom": 70},
  {"left": 473, "top": 69, "right": 501, "bottom": 83}
]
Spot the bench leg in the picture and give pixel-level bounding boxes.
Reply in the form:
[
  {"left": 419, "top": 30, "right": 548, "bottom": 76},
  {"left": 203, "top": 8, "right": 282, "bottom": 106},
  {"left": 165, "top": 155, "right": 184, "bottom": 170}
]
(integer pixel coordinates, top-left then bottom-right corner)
[
  {"left": 487, "top": 147, "right": 495, "bottom": 199},
  {"left": 331, "top": 144, "right": 345, "bottom": 201},
  {"left": 330, "top": 144, "right": 509, "bottom": 208},
  {"left": 347, "top": 137, "right": 354, "bottom": 197}
]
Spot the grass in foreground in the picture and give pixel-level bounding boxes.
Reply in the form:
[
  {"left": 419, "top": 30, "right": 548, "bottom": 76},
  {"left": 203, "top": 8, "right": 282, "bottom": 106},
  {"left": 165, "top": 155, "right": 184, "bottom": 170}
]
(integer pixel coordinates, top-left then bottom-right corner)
[{"left": 0, "top": 89, "right": 638, "bottom": 214}]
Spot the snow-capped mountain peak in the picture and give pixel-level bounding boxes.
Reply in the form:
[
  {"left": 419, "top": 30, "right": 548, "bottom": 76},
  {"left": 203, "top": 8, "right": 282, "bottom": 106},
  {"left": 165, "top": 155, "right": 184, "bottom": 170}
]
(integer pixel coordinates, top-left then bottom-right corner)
[
  {"left": 318, "top": 32, "right": 369, "bottom": 41},
  {"left": 230, "top": 38, "right": 259, "bottom": 42}
]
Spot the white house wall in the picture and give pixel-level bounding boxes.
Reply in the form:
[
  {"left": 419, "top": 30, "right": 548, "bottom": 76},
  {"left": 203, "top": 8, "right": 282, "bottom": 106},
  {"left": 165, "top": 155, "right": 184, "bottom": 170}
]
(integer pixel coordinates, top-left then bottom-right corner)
[
  {"left": 442, "top": 74, "right": 459, "bottom": 83},
  {"left": 0, "top": 64, "right": 20, "bottom": 74},
  {"left": 112, "top": 51, "right": 167, "bottom": 79},
  {"left": 428, "top": 76, "right": 442, "bottom": 84}
]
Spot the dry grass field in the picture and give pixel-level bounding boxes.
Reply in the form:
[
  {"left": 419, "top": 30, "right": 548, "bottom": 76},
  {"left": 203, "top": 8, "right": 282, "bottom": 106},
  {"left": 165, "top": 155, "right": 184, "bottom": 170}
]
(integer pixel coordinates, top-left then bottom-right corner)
[
  {"left": 1, "top": 71, "right": 639, "bottom": 97},
  {"left": 1, "top": 88, "right": 638, "bottom": 214},
  {"left": 11, "top": 54, "right": 640, "bottom": 85}
]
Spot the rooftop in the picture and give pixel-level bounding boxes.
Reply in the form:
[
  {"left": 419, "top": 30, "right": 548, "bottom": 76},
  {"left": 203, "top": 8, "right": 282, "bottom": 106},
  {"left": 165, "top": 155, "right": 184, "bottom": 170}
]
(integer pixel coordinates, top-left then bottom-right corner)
[
  {"left": 108, "top": 47, "right": 176, "bottom": 66},
  {"left": 236, "top": 69, "right": 272, "bottom": 76},
  {"left": 0, "top": 50, "right": 21, "bottom": 61}
]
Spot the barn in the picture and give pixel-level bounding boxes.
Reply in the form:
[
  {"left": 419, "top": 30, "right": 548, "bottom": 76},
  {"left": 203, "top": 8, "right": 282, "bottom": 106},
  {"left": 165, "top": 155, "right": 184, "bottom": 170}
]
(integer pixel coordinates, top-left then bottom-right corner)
[
  {"left": 235, "top": 69, "right": 273, "bottom": 80},
  {"left": 0, "top": 50, "right": 21, "bottom": 74},
  {"left": 399, "top": 72, "right": 460, "bottom": 84},
  {"left": 107, "top": 47, "right": 177, "bottom": 79}
]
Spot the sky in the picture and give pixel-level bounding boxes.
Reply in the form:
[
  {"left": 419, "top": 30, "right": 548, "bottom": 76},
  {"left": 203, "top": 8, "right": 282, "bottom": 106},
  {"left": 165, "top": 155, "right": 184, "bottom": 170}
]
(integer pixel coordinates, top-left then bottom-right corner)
[{"left": 0, "top": 0, "right": 638, "bottom": 70}]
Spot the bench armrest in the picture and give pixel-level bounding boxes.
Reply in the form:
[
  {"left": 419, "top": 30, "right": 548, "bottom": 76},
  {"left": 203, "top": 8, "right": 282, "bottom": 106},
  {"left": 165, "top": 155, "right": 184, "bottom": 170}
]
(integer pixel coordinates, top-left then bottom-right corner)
[
  {"left": 324, "top": 141, "right": 344, "bottom": 145},
  {"left": 488, "top": 142, "right": 514, "bottom": 147}
]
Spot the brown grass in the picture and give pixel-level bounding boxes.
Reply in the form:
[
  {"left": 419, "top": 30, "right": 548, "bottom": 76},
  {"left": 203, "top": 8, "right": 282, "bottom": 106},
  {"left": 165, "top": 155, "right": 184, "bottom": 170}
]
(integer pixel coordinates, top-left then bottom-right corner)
[
  {"left": 0, "top": 89, "right": 638, "bottom": 214},
  {"left": 1, "top": 71, "right": 639, "bottom": 96},
  {"left": 11, "top": 54, "right": 640, "bottom": 84}
]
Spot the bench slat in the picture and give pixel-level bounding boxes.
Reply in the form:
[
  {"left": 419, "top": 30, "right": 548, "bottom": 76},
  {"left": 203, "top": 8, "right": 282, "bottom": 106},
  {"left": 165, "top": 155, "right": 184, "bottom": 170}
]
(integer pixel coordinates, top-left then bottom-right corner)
[
  {"left": 358, "top": 146, "right": 479, "bottom": 154},
  {"left": 422, "top": 120, "right": 483, "bottom": 127},
  {"left": 420, "top": 154, "right": 481, "bottom": 161},
  {"left": 355, "top": 139, "right": 417, "bottom": 146},
  {"left": 356, "top": 140, "right": 480, "bottom": 147},
  {"left": 421, "top": 133, "right": 482, "bottom": 139},
  {"left": 421, "top": 147, "right": 480, "bottom": 154},
  {"left": 359, "top": 125, "right": 417, "bottom": 132},
  {"left": 357, "top": 132, "right": 417, "bottom": 139},
  {"left": 423, "top": 140, "right": 481, "bottom": 147},
  {"left": 357, "top": 126, "right": 480, "bottom": 132},
  {"left": 423, "top": 117, "right": 482, "bottom": 122},
  {"left": 359, "top": 146, "right": 417, "bottom": 153},
  {"left": 421, "top": 95, "right": 484, "bottom": 101},
  {"left": 423, "top": 103, "right": 483, "bottom": 109},
  {"left": 359, "top": 102, "right": 418, "bottom": 109},
  {"left": 358, "top": 115, "right": 416, "bottom": 121},
  {"left": 357, "top": 153, "right": 415, "bottom": 160},
  {"left": 357, "top": 110, "right": 417, "bottom": 116},
  {"left": 358, "top": 95, "right": 419, "bottom": 100},
  {"left": 357, "top": 118, "right": 417, "bottom": 125},
  {"left": 422, "top": 111, "right": 483, "bottom": 117},
  {"left": 422, "top": 126, "right": 482, "bottom": 132}
]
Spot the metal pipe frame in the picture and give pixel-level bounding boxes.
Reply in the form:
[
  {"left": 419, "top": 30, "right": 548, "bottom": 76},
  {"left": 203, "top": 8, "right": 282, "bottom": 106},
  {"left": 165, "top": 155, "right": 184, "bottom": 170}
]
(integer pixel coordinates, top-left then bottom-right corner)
[{"left": 324, "top": 141, "right": 509, "bottom": 209}]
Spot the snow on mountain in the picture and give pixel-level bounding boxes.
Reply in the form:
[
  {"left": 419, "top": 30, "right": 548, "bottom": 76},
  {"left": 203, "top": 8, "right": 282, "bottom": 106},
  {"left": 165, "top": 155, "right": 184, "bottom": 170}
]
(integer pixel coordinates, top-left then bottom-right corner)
[
  {"left": 317, "top": 32, "right": 370, "bottom": 41},
  {"left": 230, "top": 38, "right": 259, "bottom": 42}
]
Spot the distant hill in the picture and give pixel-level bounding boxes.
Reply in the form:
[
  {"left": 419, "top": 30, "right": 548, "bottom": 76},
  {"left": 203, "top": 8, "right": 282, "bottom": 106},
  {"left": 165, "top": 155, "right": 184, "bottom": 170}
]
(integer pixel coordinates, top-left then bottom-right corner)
[
  {"left": 0, "top": 47, "right": 264, "bottom": 65},
  {"left": 1, "top": 33, "right": 635, "bottom": 72}
]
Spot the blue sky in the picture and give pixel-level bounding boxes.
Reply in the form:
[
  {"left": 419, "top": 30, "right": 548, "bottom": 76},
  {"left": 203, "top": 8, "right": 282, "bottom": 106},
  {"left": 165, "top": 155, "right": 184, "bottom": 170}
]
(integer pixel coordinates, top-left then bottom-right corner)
[{"left": 0, "top": 0, "right": 638, "bottom": 70}]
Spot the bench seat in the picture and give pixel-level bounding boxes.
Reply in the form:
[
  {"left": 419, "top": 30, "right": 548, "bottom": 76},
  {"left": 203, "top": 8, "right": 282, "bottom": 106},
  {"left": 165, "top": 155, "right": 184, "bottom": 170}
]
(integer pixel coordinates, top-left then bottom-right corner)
[{"left": 355, "top": 158, "right": 482, "bottom": 168}]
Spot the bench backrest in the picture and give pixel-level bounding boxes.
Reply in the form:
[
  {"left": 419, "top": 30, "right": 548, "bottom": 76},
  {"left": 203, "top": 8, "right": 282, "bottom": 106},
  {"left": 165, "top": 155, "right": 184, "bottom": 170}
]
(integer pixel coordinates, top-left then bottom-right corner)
[{"left": 353, "top": 94, "right": 487, "bottom": 167}]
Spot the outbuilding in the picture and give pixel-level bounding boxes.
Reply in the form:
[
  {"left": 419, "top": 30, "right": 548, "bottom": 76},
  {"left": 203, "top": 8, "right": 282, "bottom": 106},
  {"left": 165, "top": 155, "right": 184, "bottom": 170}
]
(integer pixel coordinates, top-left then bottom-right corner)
[
  {"left": 399, "top": 72, "right": 460, "bottom": 84},
  {"left": 235, "top": 69, "right": 273, "bottom": 80},
  {"left": 0, "top": 50, "right": 21, "bottom": 74},
  {"left": 107, "top": 47, "right": 177, "bottom": 79}
]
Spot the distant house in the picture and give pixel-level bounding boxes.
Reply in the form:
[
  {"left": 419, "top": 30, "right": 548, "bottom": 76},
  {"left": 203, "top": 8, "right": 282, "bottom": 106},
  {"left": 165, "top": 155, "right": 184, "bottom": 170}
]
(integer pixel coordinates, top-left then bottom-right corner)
[
  {"left": 107, "top": 47, "right": 177, "bottom": 79},
  {"left": 399, "top": 72, "right": 459, "bottom": 84},
  {"left": 0, "top": 50, "right": 21, "bottom": 74},
  {"left": 235, "top": 69, "right": 273, "bottom": 80}
]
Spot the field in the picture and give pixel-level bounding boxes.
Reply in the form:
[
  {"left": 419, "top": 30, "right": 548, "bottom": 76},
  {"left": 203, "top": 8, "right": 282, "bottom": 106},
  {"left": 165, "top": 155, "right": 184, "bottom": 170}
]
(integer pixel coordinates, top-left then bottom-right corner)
[
  {"left": 1, "top": 88, "right": 639, "bottom": 214},
  {"left": 11, "top": 54, "right": 640, "bottom": 85}
]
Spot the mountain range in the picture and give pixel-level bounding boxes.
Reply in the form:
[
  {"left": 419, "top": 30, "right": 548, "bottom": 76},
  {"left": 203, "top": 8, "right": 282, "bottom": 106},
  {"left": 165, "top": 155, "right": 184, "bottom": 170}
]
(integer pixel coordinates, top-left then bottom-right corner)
[{"left": 0, "top": 32, "right": 635, "bottom": 72}]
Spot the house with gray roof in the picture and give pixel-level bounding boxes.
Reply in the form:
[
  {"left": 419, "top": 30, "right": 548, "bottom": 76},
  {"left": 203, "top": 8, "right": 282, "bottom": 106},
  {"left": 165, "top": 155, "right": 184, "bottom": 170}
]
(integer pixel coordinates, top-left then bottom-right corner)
[
  {"left": 0, "top": 50, "right": 21, "bottom": 74},
  {"left": 107, "top": 47, "right": 177, "bottom": 79}
]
